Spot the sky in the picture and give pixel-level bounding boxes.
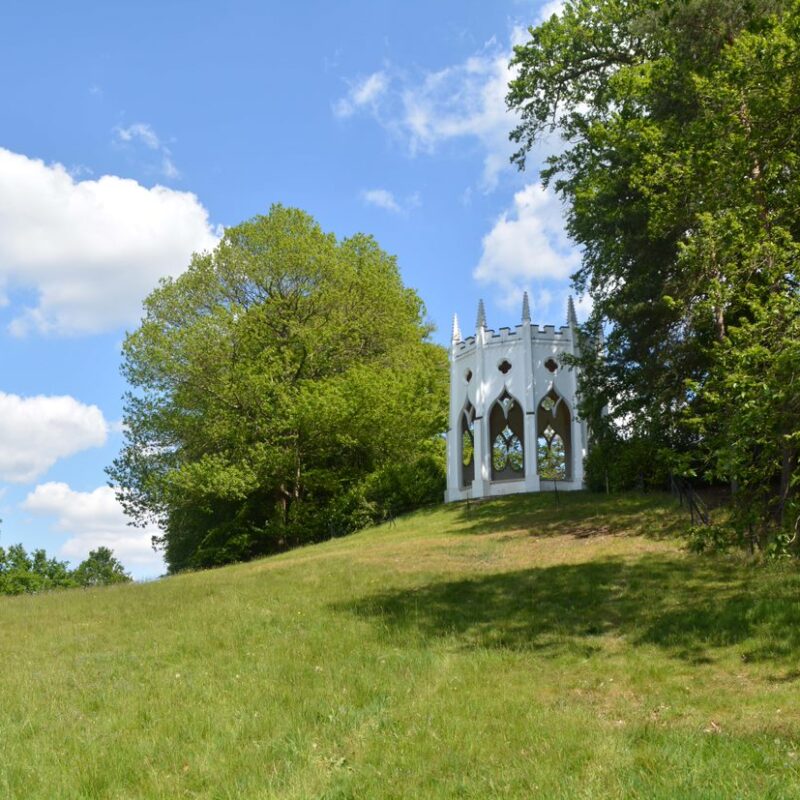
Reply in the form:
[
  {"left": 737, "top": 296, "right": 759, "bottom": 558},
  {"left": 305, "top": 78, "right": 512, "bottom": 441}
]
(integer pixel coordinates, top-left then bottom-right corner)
[{"left": 0, "top": 0, "right": 581, "bottom": 579}]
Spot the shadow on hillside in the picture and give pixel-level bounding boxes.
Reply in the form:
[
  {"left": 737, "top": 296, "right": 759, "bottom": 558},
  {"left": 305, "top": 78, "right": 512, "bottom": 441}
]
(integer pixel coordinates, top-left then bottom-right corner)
[
  {"left": 339, "top": 555, "right": 800, "bottom": 665},
  {"left": 452, "top": 491, "right": 683, "bottom": 540}
]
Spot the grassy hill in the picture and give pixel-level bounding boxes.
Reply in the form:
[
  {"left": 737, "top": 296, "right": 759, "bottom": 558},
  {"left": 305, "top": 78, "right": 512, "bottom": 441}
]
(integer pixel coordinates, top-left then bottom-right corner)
[{"left": 2, "top": 492, "right": 800, "bottom": 799}]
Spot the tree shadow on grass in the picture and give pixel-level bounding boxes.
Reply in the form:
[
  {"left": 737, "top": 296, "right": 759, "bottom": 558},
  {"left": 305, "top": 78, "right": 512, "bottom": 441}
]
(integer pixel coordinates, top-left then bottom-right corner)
[
  {"left": 339, "top": 555, "right": 800, "bottom": 666},
  {"left": 452, "top": 491, "right": 685, "bottom": 541}
]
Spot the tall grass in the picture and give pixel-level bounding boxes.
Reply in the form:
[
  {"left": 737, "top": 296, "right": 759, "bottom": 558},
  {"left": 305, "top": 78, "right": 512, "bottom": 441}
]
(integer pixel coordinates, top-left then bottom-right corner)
[{"left": 1, "top": 491, "right": 799, "bottom": 799}]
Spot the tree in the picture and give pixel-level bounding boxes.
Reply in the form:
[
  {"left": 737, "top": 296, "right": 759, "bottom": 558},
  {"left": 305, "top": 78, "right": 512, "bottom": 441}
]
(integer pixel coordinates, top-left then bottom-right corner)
[
  {"left": 692, "top": 293, "right": 800, "bottom": 548},
  {"left": 109, "top": 205, "right": 448, "bottom": 573},
  {"left": 508, "top": 0, "right": 800, "bottom": 544},
  {"left": 73, "top": 547, "right": 132, "bottom": 587}
]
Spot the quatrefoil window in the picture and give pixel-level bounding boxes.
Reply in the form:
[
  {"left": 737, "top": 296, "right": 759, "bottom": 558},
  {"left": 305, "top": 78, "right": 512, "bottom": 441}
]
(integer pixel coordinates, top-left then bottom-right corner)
[{"left": 498, "top": 360, "right": 512, "bottom": 374}]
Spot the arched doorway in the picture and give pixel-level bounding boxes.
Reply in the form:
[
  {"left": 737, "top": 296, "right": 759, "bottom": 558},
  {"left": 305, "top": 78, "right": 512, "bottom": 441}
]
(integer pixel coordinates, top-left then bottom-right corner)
[
  {"left": 460, "top": 400, "right": 476, "bottom": 488},
  {"left": 489, "top": 389, "right": 525, "bottom": 481},
  {"left": 536, "top": 388, "right": 572, "bottom": 480}
]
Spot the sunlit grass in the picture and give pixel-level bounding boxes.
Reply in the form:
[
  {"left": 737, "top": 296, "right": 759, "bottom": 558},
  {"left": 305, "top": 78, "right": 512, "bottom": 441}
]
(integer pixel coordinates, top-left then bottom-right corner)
[{"left": 1, "top": 491, "right": 799, "bottom": 798}]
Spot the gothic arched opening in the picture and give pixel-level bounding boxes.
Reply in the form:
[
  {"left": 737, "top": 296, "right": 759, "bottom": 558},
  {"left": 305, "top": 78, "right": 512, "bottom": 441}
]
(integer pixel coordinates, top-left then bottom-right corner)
[
  {"left": 460, "top": 400, "right": 476, "bottom": 488},
  {"left": 536, "top": 388, "right": 572, "bottom": 480},
  {"left": 489, "top": 389, "right": 525, "bottom": 481}
]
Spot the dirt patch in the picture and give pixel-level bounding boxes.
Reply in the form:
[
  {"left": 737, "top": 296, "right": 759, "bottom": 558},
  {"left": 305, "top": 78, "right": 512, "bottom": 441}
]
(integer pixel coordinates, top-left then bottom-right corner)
[{"left": 572, "top": 525, "right": 615, "bottom": 539}]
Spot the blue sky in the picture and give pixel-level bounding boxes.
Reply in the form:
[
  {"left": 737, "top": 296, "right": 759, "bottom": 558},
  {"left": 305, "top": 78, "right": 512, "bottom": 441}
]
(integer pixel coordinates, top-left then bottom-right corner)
[{"left": 0, "top": 0, "right": 579, "bottom": 578}]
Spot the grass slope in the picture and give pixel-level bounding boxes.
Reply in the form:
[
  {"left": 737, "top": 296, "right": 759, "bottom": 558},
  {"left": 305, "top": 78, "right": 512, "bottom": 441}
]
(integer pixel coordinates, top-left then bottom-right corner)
[{"left": 2, "top": 492, "right": 800, "bottom": 799}]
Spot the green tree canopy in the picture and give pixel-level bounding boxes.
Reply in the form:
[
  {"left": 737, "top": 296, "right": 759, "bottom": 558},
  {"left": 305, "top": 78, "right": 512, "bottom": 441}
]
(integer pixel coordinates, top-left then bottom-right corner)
[
  {"left": 72, "top": 547, "right": 132, "bottom": 587},
  {"left": 109, "top": 205, "right": 448, "bottom": 573},
  {"left": 508, "top": 0, "right": 800, "bottom": 544}
]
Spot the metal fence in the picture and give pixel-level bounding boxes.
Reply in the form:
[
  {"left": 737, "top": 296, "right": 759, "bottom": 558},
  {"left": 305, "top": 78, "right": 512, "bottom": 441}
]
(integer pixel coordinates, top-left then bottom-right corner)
[{"left": 670, "top": 475, "right": 711, "bottom": 525}]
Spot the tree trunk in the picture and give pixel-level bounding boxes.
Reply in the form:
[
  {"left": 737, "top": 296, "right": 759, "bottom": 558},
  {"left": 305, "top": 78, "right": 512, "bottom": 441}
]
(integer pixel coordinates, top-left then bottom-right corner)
[{"left": 778, "top": 443, "right": 798, "bottom": 526}]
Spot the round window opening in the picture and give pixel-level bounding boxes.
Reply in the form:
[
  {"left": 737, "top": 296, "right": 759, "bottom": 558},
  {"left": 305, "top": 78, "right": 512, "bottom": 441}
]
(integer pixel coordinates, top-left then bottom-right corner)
[
  {"left": 498, "top": 360, "right": 512, "bottom": 374},
  {"left": 465, "top": 369, "right": 473, "bottom": 382},
  {"left": 544, "top": 358, "right": 558, "bottom": 373}
]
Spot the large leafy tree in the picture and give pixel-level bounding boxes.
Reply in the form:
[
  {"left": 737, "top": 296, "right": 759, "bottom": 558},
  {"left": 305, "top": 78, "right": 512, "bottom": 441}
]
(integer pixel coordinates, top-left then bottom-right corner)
[
  {"left": 508, "top": 0, "right": 800, "bottom": 542},
  {"left": 109, "top": 206, "right": 447, "bottom": 572},
  {"left": 72, "top": 547, "right": 132, "bottom": 587}
]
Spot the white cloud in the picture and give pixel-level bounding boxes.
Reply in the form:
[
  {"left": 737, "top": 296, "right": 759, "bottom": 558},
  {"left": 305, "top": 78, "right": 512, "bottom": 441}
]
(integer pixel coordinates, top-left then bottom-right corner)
[
  {"left": 334, "top": 71, "right": 389, "bottom": 118},
  {"left": 0, "top": 392, "right": 108, "bottom": 483},
  {"left": 333, "top": 30, "right": 529, "bottom": 190},
  {"left": 362, "top": 188, "right": 401, "bottom": 213},
  {"left": 575, "top": 292, "right": 593, "bottom": 319},
  {"left": 22, "top": 482, "right": 164, "bottom": 576},
  {"left": 161, "top": 154, "right": 180, "bottom": 179},
  {"left": 114, "top": 122, "right": 181, "bottom": 180},
  {"left": 538, "top": 287, "right": 554, "bottom": 314},
  {"left": 0, "top": 147, "right": 219, "bottom": 336},
  {"left": 361, "top": 188, "right": 420, "bottom": 214},
  {"left": 398, "top": 43, "right": 516, "bottom": 171},
  {"left": 536, "top": 0, "right": 565, "bottom": 22},
  {"left": 474, "top": 183, "right": 580, "bottom": 308},
  {"left": 67, "top": 164, "right": 94, "bottom": 178},
  {"left": 115, "top": 122, "right": 161, "bottom": 150}
]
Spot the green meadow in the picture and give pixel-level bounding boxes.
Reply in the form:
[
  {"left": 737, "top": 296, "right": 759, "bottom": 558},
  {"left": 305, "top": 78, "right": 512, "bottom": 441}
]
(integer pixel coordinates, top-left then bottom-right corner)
[{"left": 2, "top": 492, "right": 799, "bottom": 799}]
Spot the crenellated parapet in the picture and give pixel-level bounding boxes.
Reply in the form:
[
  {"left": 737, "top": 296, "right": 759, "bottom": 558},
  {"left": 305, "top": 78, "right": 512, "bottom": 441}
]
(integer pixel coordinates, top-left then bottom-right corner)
[{"left": 453, "top": 323, "right": 575, "bottom": 353}]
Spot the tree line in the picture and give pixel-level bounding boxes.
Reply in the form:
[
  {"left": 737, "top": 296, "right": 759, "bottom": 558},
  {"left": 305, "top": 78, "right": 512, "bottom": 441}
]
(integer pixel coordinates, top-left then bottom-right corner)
[{"left": 0, "top": 543, "right": 131, "bottom": 595}]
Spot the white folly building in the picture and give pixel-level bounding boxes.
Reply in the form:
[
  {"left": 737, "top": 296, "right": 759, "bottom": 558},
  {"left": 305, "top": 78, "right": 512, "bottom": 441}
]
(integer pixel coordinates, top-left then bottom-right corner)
[{"left": 445, "top": 294, "right": 588, "bottom": 502}]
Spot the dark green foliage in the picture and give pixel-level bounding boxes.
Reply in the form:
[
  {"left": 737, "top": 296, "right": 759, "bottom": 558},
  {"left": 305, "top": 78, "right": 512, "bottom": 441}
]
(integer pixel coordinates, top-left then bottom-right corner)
[
  {"left": 584, "top": 436, "right": 671, "bottom": 493},
  {"left": 509, "top": 0, "right": 800, "bottom": 546},
  {"left": 109, "top": 205, "right": 448, "bottom": 573},
  {"left": 364, "top": 443, "right": 446, "bottom": 521},
  {"left": 693, "top": 294, "right": 800, "bottom": 550},
  {"left": 686, "top": 523, "right": 741, "bottom": 554}
]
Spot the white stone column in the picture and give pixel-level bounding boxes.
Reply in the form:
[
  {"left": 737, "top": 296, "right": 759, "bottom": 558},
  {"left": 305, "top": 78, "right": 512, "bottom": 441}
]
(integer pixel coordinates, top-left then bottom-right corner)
[
  {"left": 472, "top": 305, "right": 488, "bottom": 499},
  {"left": 446, "top": 315, "right": 464, "bottom": 502},
  {"left": 445, "top": 353, "right": 460, "bottom": 502},
  {"left": 520, "top": 296, "right": 540, "bottom": 492}
]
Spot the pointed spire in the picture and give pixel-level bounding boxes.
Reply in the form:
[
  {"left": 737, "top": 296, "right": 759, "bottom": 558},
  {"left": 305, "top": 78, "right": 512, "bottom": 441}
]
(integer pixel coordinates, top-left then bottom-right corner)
[
  {"left": 521, "top": 291, "right": 531, "bottom": 323},
  {"left": 451, "top": 313, "right": 462, "bottom": 343},
  {"left": 567, "top": 295, "right": 578, "bottom": 327},
  {"left": 476, "top": 298, "right": 487, "bottom": 331}
]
